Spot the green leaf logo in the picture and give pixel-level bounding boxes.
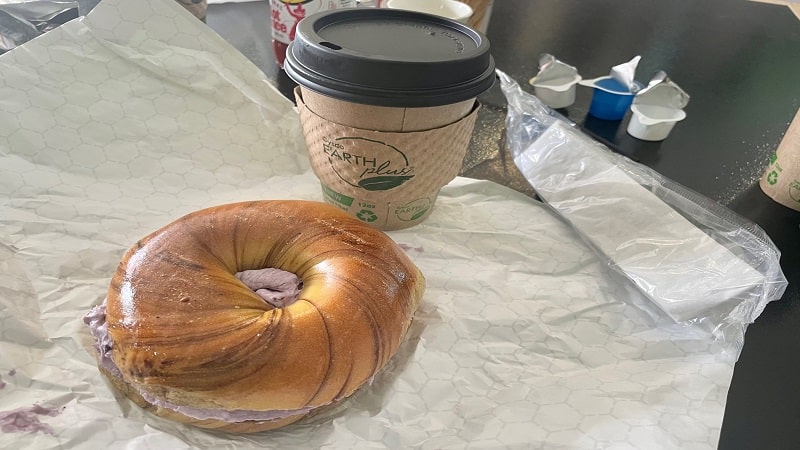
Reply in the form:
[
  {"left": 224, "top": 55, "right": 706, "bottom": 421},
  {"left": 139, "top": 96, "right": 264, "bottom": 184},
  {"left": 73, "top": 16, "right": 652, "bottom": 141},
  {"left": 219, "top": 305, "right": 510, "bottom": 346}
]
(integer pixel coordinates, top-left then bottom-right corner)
[
  {"left": 394, "top": 197, "right": 432, "bottom": 223},
  {"left": 358, "top": 176, "right": 414, "bottom": 191},
  {"left": 325, "top": 137, "right": 415, "bottom": 192},
  {"left": 409, "top": 208, "right": 429, "bottom": 221}
]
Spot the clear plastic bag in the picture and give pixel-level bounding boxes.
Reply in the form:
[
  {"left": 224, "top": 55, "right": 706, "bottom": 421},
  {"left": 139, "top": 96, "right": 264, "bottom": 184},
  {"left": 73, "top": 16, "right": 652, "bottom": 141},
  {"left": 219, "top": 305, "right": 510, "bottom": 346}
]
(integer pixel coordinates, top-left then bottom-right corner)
[
  {"left": 0, "top": 1, "right": 79, "bottom": 54},
  {"left": 498, "top": 69, "right": 787, "bottom": 357}
]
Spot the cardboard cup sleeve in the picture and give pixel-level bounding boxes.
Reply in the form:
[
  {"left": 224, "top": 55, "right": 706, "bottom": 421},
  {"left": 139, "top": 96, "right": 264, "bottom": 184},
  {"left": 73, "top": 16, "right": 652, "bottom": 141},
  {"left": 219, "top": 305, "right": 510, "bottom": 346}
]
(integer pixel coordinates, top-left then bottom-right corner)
[
  {"left": 760, "top": 108, "right": 800, "bottom": 212},
  {"left": 296, "top": 90, "right": 480, "bottom": 230}
]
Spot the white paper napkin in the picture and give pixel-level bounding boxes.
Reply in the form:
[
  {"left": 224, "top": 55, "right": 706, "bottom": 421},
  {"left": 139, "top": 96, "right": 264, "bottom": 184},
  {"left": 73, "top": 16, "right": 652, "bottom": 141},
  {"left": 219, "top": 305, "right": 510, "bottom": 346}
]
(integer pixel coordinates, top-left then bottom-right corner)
[{"left": 0, "top": 0, "right": 739, "bottom": 448}]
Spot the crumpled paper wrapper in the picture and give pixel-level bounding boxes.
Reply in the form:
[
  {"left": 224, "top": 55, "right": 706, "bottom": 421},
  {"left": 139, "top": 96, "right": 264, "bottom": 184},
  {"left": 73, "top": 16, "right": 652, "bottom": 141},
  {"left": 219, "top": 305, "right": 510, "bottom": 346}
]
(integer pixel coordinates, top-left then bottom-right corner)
[
  {"left": 634, "top": 71, "right": 690, "bottom": 110},
  {"left": 0, "top": 0, "right": 735, "bottom": 448}
]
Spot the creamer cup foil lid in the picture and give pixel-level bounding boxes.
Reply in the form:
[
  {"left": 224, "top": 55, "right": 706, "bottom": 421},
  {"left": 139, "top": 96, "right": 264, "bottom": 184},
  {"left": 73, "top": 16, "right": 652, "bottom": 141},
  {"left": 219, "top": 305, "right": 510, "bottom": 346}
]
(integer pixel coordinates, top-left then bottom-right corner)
[
  {"left": 579, "top": 55, "right": 642, "bottom": 94},
  {"left": 529, "top": 53, "right": 581, "bottom": 90},
  {"left": 634, "top": 70, "right": 691, "bottom": 109},
  {"left": 610, "top": 55, "right": 642, "bottom": 93}
]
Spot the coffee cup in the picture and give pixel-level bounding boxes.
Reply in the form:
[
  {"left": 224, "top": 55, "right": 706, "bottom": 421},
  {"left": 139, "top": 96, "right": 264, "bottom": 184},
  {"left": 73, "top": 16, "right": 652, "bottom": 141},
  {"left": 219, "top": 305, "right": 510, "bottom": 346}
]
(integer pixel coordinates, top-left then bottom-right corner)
[
  {"left": 385, "top": 0, "right": 474, "bottom": 23},
  {"left": 760, "top": 108, "right": 800, "bottom": 211},
  {"left": 284, "top": 8, "right": 495, "bottom": 230}
]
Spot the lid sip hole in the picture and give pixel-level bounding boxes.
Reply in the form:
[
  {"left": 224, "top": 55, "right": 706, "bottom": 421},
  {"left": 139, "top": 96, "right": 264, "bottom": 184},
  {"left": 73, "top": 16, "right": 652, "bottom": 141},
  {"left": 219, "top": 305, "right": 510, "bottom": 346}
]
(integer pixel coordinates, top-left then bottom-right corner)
[{"left": 320, "top": 42, "right": 342, "bottom": 50}]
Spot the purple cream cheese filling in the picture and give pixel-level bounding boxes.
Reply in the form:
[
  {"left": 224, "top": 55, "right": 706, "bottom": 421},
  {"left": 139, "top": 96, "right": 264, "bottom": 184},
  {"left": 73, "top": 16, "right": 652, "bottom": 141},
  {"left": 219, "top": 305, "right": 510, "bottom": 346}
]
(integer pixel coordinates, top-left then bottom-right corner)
[
  {"left": 82, "top": 268, "right": 320, "bottom": 423},
  {"left": 236, "top": 268, "right": 302, "bottom": 308}
]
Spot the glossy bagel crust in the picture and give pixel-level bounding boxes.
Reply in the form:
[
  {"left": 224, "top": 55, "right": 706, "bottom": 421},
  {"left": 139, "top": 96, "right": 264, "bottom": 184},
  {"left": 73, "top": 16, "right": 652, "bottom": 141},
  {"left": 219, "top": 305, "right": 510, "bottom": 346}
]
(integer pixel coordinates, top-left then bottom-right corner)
[{"left": 102, "top": 200, "right": 425, "bottom": 432}]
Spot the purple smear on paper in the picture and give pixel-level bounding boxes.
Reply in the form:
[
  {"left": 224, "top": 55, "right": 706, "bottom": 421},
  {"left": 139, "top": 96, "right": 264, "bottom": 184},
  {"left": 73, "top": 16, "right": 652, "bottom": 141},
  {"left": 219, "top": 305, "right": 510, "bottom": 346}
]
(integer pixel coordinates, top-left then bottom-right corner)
[
  {"left": 1, "top": 369, "right": 16, "bottom": 389},
  {"left": 0, "top": 404, "right": 63, "bottom": 435}
]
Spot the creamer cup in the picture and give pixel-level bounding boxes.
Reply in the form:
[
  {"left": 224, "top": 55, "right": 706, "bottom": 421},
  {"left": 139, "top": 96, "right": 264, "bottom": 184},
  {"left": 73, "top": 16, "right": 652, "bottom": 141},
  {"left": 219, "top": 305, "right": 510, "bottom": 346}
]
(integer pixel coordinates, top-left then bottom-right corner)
[
  {"left": 529, "top": 54, "right": 582, "bottom": 109},
  {"left": 386, "top": 0, "right": 473, "bottom": 23},
  {"left": 626, "top": 71, "right": 690, "bottom": 141}
]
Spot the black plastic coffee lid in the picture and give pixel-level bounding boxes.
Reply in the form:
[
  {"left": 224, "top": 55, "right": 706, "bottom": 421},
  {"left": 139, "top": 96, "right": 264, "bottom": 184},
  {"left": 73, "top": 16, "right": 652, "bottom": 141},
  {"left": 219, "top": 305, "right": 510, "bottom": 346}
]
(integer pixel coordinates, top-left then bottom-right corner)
[{"left": 284, "top": 8, "right": 495, "bottom": 107}]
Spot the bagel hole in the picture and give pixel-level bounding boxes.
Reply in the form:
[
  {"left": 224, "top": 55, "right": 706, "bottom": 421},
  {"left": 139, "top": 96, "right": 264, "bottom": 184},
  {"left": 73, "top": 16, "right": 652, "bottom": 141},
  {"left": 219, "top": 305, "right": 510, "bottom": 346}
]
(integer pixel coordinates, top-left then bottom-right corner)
[{"left": 235, "top": 268, "right": 303, "bottom": 308}]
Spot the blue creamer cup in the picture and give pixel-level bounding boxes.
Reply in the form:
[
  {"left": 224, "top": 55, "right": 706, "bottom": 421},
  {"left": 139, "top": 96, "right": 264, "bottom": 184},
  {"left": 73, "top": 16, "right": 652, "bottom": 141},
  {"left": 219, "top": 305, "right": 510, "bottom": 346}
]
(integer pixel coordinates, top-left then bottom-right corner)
[{"left": 587, "top": 77, "right": 640, "bottom": 120}]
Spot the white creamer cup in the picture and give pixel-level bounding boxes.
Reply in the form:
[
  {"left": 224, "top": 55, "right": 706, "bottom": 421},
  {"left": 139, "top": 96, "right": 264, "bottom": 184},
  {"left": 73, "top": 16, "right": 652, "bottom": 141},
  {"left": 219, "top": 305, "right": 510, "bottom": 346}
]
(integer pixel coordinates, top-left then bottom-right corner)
[
  {"left": 531, "top": 73, "right": 582, "bottom": 109},
  {"left": 386, "top": 0, "right": 473, "bottom": 23},
  {"left": 627, "top": 104, "right": 686, "bottom": 141}
]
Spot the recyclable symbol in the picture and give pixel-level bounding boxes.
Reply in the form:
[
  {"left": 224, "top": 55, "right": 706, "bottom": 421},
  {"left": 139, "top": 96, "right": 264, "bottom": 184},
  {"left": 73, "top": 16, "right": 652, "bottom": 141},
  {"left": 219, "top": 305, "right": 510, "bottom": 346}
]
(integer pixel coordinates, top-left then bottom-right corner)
[
  {"left": 356, "top": 209, "right": 378, "bottom": 223},
  {"left": 767, "top": 170, "right": 779, "bottom": 185}
]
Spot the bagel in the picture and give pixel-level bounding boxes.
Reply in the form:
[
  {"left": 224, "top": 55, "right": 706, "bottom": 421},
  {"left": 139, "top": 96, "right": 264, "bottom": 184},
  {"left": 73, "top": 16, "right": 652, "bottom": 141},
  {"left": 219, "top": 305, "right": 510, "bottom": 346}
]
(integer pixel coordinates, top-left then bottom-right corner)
[{"left": 83, "top": 200, "right": 425, "bottom": 432}]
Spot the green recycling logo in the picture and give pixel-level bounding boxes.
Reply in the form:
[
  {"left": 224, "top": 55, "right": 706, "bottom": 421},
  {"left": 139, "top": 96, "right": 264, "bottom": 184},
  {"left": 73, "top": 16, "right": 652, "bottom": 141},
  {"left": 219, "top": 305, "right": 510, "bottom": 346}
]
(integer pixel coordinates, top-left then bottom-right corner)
[
  {"left": 767, "top": 170, "right": 779, "bottom": 185},
  {"left": 356, "top": 209, "right": 378, "bottom": 223}
]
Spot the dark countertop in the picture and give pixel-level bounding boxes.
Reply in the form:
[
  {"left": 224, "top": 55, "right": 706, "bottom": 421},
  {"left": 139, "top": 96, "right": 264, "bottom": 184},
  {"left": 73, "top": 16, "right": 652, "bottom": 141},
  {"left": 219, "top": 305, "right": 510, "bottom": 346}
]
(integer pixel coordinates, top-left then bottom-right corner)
[{"left": 208, "top": 1, "right": 800, "bottom": 447}]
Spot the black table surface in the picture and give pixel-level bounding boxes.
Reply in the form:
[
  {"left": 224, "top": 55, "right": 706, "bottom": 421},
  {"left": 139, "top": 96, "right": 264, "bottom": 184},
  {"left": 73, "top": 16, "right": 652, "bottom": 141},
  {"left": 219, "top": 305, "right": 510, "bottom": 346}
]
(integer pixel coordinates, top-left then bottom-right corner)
[{"left": 208, "top": 0, "right": 800, "bottom": 447}]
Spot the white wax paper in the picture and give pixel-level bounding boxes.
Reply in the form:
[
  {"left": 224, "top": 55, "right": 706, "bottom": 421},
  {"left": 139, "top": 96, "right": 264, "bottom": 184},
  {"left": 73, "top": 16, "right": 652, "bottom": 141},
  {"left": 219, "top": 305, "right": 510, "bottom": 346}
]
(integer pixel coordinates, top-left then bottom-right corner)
[{"left": 0, "top": 0, "right": 736, "bottom": 448}]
